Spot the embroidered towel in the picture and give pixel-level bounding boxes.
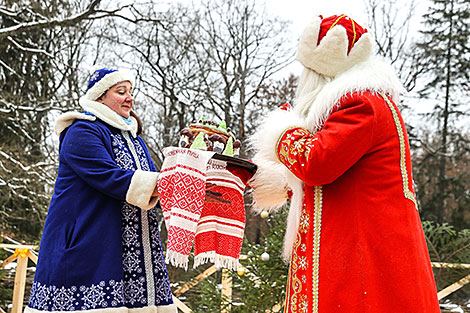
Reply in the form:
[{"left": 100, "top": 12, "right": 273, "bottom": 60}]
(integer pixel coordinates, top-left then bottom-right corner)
[
  {"left": 193, "top": 159, "right": 246, "bottom": 270},
  {"left": 157, "top": 147, "right": 215, "bottom": 269},
  {"left": 158, "top": 147, "right": 248, "bottom": 270}
]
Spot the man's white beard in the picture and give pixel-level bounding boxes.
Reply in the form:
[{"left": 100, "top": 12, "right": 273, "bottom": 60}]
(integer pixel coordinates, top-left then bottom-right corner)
[{"left": 293, "top": 67, "right": 331, "bottom": 120}]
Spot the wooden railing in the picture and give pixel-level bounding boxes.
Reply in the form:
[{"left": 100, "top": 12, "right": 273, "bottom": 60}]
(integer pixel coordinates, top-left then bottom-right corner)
[
  {"left": 1, "top": 244, "right": 469, "bottom": 313},
  {"left": 0, "top": 244, "right": 38, "bottom": 313},
  {"left": 431, "top": 262, "right": 470, "bottom": 300}
]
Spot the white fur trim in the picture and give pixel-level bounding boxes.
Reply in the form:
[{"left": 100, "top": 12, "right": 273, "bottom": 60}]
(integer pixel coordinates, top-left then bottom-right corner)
[
  {"left": 296, "top": 16, "right": 373, "bottom": 77},
  {"left": 302, "top": 57, "right": 406, "bottom": 131},
  {"left": 84, "top": 70, "right": 135, "bottom": 101},
  {"left": 126, "top": 169, "right": 159, "bottom": 211},
  {"left": 80, "top": 98, "right": 139, "bottom": 137},
  {"left": 25, "top": 304, "right": 177, "bottom": 313},
  {"left": 248, "top": 157, "right": 288, "bottom": 213},
  {"left": 54, "top": 112, "right": 96, "bottom": 136},
  {"left": 249, "top": 109, "right": 305, "bottom": 164},
  {"left": 282, "top": 172, "right": 304, "bottom": 262}
]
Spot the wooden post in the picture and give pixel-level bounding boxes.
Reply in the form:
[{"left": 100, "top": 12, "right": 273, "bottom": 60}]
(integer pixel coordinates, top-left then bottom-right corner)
[
  {"left": 221, "top": 269, "right": 232, "bottom": 313},
  {"left": 11, "top": 249, "right": 29, "bottom": 313},
  {"left": 172, "top": 296, "right": 192, "bottom": 313}
]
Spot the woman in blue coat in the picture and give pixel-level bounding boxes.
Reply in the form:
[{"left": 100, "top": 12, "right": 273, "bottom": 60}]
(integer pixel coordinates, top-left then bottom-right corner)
[{"left": 26, "top": 67, "right": 176, "bottom": 313}]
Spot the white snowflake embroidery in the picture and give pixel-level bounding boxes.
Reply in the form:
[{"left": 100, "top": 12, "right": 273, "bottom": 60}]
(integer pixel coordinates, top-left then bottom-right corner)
[
  {"left": 154, "top": 277, "right": 172, "bottom": 303},
  {"left": 301, "top": 243, "right": 307, "bottom": 252},
  {"left": 122, "top": 224, "right": 139, "bottom": 246},
  {"left": 132, "top": 138, "right": 150, "bottom": 171},
  {"left": 80, "top": 282, "right": 107, "bottom": 309},
  {"left": 123, "top": 250, "right": 142, "bottom": 273},
  {"left": 29, "top": 281, "right": 50, "bottom": 310},
  {"left": 111, "top": 133, "right": 126, "bottom": 151},
  {"left": 298, "top": 256, "right": 308, "bottom": 270},
  {"left": 299, "top": 214, "right": 310, "bottom": 233},
  {"left": 109, "top": 280, "right": 125, "bottom": 306},
  {"left": 110, "top": 130, "right": 172, "bottom": 306},
  {"left": 124, "top": 277, "right": 146, "bottom": 305},
  {"left": 111, "top": 134, "right": 135, "bottom": 170},
  {"left": 115, "top": 150, "right": 134, "bottom": 170},
  {"left": 90, "top": 71, "right": 100, "bottom": 82},
  {"left": 51, "top": 286, "right": 76, "bottom": 311},
  {"left": 29, "top": 279, "right": 138, "bottom": 311},
  {"left": 122, "top": 203, "right": 139, "bottom": 223},
  {"left": 151, "top": 250, "right": 165, "bottom": 273}
]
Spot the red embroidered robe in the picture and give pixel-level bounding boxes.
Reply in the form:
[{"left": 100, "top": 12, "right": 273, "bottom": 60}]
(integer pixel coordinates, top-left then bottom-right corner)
[{"left": 273, "top": 91, "right": 440, "bottom": 312}]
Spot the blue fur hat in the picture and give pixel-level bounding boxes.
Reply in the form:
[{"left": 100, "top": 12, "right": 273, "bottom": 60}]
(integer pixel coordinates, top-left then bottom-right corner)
[{"left": 84, "top": 65, "right": 135, "bottom": 100}]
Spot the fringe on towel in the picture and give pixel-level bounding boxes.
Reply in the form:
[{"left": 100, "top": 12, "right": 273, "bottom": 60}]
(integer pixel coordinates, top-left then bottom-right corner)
[
  {"left": 193, "top": 252, "right": 240, "bottom": 270},
  {"left": 165, "top": 250, "right": 189, "bottom": 271}
]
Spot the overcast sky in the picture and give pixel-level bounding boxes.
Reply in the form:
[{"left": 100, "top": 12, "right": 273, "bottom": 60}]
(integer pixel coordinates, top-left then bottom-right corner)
[{"left": 264, "top": 0, "right": 368, "bottom": 35}]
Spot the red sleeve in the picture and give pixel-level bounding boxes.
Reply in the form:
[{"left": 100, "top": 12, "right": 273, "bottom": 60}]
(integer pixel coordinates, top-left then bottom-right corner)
[{"left": 276, "top": 98, "right": 375, "bottom": 186}]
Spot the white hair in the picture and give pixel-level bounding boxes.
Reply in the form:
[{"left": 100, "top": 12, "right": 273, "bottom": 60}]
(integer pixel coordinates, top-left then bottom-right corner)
[{"left": 293, "top": 67, "right": 331, "bottom": 118}]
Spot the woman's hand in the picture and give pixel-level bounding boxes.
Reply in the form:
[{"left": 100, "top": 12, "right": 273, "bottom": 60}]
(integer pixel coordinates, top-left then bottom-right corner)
[
  {"left": 146, "top": 186, "right": 158, "bottom": 208},
  {"left": 151, "top": 186, "right": 159, "bottom": 198}
]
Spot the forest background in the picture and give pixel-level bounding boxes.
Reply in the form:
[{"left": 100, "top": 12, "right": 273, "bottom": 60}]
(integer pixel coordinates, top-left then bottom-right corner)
[{"left": 0, "top": 0, "right": 469, "bottom": 311}]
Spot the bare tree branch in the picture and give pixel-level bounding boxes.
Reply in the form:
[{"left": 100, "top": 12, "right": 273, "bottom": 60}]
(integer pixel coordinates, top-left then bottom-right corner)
[
  {"left": 7, "top": 36, "right": 53, "bottom": 57},
  {"left": 0, "top": 0, "right": 102, "bottom": 38}
]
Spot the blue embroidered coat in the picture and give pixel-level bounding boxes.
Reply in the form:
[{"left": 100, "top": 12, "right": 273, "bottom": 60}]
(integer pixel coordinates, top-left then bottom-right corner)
[{"left": 26, "top": 100, "right": 176, "bottom": 313}]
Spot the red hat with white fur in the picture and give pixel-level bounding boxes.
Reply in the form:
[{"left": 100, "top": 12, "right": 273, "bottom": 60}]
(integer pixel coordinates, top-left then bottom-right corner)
[{"left": 296, "top": 14, "right": 373, "bottom": 77}]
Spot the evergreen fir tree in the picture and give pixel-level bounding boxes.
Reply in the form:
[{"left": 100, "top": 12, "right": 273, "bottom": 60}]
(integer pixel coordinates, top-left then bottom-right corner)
[
  {"left": 191, "top": 210, "right": 289, "bottom": 312},
  {"left": 423, "top": 221, "right": 470, "bottom": 304},
  {"left": 414, "top": 0, "right": 470, "bottom": 228}
]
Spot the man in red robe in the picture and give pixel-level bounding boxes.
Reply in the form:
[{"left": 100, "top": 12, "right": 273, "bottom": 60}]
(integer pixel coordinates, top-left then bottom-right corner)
[{"left": 250, "top": 14, "right": 440, "bottom": 312}]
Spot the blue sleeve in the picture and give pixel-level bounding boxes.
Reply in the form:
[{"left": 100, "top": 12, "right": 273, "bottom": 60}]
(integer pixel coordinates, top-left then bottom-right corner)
[{"left": 60, "top": 121, "right": 134, "bottom": 201}]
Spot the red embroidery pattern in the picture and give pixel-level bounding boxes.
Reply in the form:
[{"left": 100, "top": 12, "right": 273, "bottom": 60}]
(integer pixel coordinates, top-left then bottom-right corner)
[
  {"left": 158, "top": 171, "right": 207, "bottom": 257},
  {"left": 194, "top": 184, "right": 246, "bottom": 263},
  {"left": 157, "top": 148, "right": 214, "bottom": 269}
]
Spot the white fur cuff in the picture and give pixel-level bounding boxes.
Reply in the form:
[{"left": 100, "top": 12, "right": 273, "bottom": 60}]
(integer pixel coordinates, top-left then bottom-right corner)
[
  {"left": 126, "top": 170, "right": 159, "bottom": 210},
  {"left": 249, "top": 109, "right": 305, "bottom": 164},
  {"left": 249, "top": 157, "right": 288, "bottom": 212}
]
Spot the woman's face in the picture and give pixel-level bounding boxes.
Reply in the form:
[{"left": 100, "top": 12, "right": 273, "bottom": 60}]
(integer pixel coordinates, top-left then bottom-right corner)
[{"left": 98, "top": 81, "right": 133, "bottom": 118}]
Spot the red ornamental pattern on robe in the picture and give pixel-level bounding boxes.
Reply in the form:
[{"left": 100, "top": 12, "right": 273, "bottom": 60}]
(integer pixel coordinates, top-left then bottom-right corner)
[{"left": 275, "top": 92, "right": 440, "bottom": 313}]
